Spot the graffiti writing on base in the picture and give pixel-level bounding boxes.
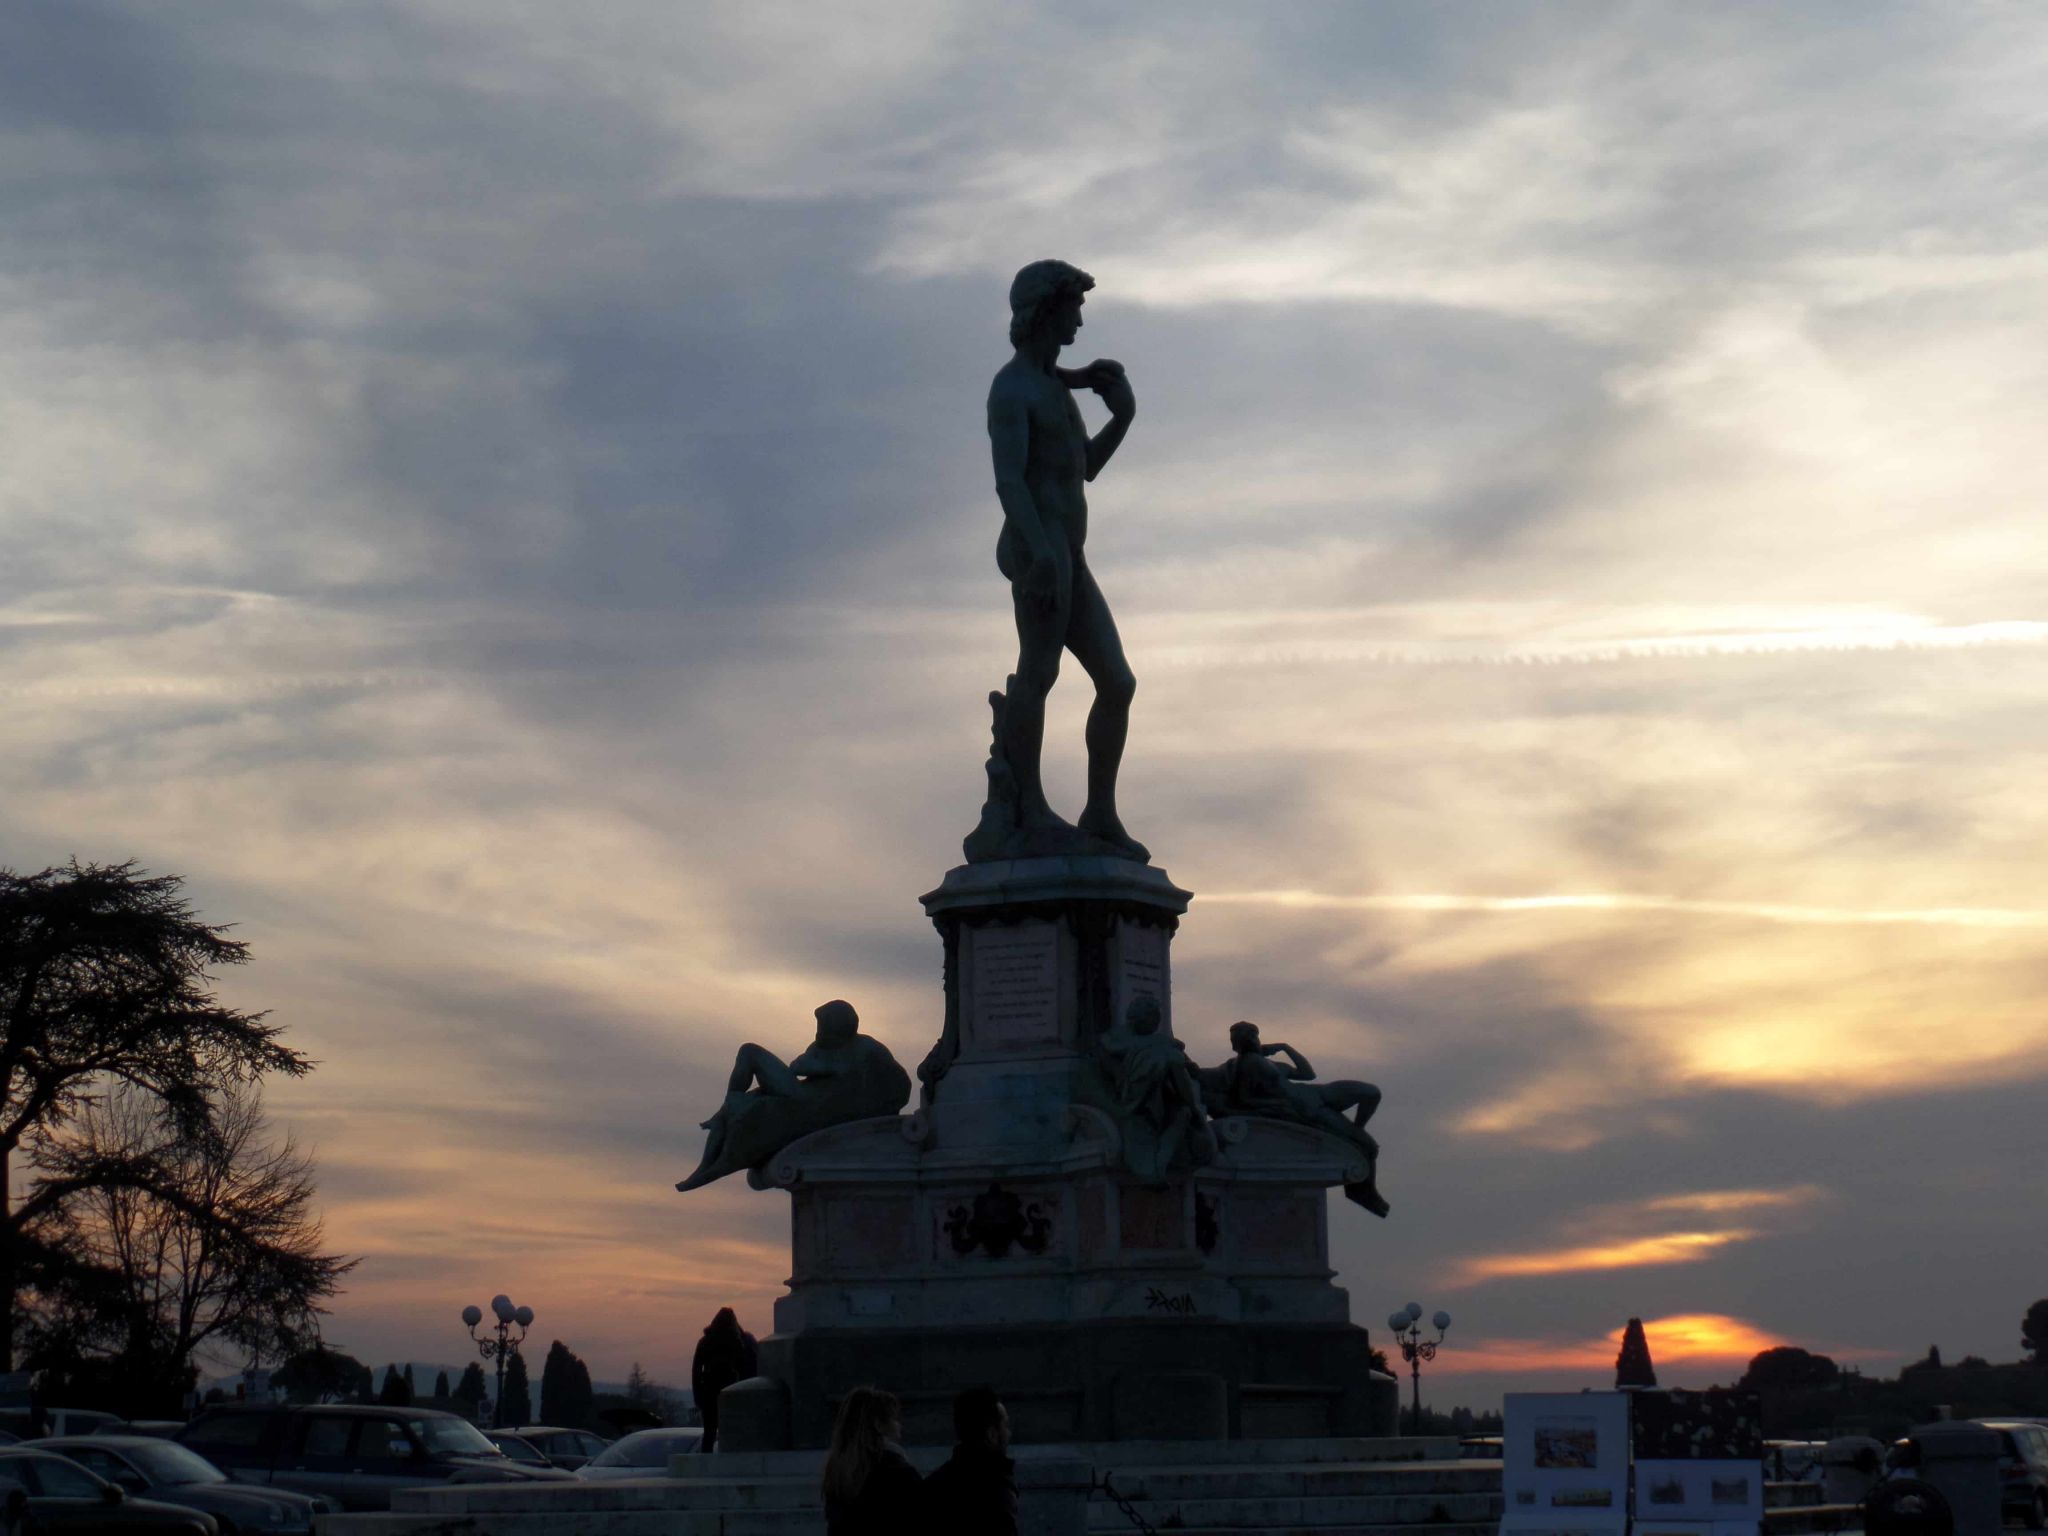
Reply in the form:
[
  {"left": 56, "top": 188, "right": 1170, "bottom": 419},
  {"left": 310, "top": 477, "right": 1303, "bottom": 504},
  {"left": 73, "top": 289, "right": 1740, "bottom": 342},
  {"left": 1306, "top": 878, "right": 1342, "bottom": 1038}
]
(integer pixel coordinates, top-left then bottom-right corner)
[{"left": 1144, "top": 1286, "right": 1198, "bottom": 1315}]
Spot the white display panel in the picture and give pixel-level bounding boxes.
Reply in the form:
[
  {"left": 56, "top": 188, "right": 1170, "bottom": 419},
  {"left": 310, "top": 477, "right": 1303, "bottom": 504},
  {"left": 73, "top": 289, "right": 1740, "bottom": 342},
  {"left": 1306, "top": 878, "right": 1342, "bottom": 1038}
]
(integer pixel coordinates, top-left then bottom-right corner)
[{"left": 1500, "top": 1391, "right": 1633, "bottom": 1536}]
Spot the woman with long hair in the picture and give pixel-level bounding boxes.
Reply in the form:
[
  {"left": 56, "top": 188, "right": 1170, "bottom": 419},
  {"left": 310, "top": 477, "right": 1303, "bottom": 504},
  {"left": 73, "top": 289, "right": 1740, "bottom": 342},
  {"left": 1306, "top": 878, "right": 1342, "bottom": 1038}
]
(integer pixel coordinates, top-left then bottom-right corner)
[{"left": 821, "top": 1385, "right": 922, "bottom": 1535}]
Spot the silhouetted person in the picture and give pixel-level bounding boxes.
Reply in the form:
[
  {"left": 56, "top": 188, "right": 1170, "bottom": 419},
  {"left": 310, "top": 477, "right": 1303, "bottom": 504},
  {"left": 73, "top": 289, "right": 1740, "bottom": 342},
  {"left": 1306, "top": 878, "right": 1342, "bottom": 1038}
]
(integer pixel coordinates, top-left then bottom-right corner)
[
  {"left": 691, "top": 1307, "right": 758, "bottom": 1453},
  {"left": 822, "top": 1386, "right": 923, "bottom": 1536},
  {"left": 923, "top": 1386, "right": 1017, "bottom": 1536}
]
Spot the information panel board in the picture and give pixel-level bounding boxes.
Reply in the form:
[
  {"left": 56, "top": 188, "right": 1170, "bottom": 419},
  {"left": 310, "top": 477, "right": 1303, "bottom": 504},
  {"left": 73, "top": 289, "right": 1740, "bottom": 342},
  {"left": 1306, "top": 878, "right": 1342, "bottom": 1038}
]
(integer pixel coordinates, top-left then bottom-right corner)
[
  {"left": 1629, "top": 1387, "right": 1765, "bottom": 1536},
  {"left": 1501, "top": 1391, "right": 1633, "bottom": 1536}
]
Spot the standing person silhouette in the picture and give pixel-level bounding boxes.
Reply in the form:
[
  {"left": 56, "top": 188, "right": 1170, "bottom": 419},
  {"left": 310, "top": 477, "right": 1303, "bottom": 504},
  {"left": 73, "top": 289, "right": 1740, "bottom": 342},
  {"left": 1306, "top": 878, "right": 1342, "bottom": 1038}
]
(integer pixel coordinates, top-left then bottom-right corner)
[
  {"left": 690, "top": 1307, "right": 757, "bottom": 1453},
  {"left": 986, "top": 259, "right": 1148, "bottom": 861}
]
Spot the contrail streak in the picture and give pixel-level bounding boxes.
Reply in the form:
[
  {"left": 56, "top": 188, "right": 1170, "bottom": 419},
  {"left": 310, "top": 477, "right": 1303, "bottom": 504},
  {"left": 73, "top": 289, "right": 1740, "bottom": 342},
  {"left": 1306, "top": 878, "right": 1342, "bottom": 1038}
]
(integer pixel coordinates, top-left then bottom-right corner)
[{"left": 1204, "top": 889, "right": 2048, "bottom": 930}]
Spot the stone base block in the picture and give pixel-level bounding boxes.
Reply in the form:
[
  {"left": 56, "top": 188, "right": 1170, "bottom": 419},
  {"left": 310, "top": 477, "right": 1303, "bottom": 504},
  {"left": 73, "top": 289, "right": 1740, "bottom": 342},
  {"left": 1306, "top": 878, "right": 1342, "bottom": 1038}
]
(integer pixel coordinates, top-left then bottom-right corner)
[
  {"left": 716, "top": 1374, "right": 791, "bottom": 1453},
  {"left": 758, "top": 1316, "right": 1387, "bottom": 1449},
  {"left": 1113, "top": 1368, "right": 1227, "bottom": 1440}
]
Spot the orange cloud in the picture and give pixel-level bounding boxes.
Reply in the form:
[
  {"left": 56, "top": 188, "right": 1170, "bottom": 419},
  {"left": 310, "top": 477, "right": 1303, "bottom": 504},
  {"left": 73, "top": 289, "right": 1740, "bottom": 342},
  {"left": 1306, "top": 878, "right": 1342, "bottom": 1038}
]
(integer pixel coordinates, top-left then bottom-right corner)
[
  {"left": 1440, "top": 1313, "right": 1789, "bottom": 1375},
  {"left": 1445, "top": 1229, "right": 1756, "bottom": 1286},
  {"left": 1639, "top": 1186, "right": 1823, "bottom": 1215}
]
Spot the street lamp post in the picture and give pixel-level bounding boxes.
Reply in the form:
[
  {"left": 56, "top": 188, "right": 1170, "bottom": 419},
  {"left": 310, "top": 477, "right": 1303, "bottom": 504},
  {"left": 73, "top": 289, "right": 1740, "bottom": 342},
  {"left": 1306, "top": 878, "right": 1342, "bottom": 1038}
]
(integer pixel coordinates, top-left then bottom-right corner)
[
  {"left": 461, "top": 1295, "right": 533, "bottom": 1428},
  {"left": 1386, "top": 1301, "right": 1451, "bottom": 1435}
]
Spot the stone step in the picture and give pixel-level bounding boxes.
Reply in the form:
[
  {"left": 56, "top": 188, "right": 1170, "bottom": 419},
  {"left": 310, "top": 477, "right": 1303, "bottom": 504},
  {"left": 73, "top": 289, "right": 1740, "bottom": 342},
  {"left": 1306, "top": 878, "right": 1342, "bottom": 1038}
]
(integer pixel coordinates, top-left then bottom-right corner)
[
  {"left": 1093, "top": 1462, "right": 1500, "bottom": 1500},
  {"left": 1764, "top": 1501, "right": 1864, "bottom": 1534},
  {"left": 667, "top": 1435, "right": 1459, "bottom": 1480},
  {"left": 327, "top": 1517, "right": 824, "bottom": 1536},
  {"left": 1086, "top": 1489, "right": 1504, "bottom": 1528},
  {"left": 394, "top": 1477, "right": 820, "bottom": 1514},
  {"left": 1090, "top": 1436, "right": 1462, "bottom": 1467},
  {"left": 1109, "top": 1525, "right": 1501, "bottom": 1536}
]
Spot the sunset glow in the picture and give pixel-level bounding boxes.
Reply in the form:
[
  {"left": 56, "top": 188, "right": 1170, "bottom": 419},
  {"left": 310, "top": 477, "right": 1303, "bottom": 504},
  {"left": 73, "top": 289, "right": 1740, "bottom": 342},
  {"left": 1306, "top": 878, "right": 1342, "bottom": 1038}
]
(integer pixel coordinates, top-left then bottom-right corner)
[
  {"left": 1443, "top": 1315, "right": 1794, "bottom": 1376},
  {"left": 5, "top": 3, "right": 2044, "bottom": 1394}
]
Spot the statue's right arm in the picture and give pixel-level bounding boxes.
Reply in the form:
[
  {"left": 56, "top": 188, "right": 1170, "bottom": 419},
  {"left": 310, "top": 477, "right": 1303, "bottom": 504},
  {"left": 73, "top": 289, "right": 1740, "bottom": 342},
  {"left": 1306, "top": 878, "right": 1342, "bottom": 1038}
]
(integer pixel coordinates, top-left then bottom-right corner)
[
  {"left": 1268, "top": 1043, "right": 1316, "bottom": 1080},
  {"left": 988, "top": 388, "right": 1057, "bottom": 606}
]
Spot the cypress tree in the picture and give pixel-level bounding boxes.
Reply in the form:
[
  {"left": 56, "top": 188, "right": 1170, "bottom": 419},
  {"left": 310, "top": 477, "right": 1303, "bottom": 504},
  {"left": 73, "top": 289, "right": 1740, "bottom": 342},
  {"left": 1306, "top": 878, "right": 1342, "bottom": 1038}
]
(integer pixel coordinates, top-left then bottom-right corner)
[{"left": 1615, "top": 1317, "right": 1658, "bottom": 1388}]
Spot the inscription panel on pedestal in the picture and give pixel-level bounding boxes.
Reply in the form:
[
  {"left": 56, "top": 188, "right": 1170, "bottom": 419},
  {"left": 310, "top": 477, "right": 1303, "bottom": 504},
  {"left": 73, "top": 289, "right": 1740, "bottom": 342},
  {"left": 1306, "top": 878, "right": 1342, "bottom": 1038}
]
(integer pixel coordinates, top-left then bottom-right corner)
[
  {"left": 1113, "top": 921, "right": 1171, "bottom": 1035},
  {"left": 965, "top": 921, "right": 1063, "bottom": 1051},
  {"left": 1118, "top": 1183, "right": 1187, "bottom": 1252},
  {"left": 1226, "top": 1190, "right": 1324, "bottom": 1265}
]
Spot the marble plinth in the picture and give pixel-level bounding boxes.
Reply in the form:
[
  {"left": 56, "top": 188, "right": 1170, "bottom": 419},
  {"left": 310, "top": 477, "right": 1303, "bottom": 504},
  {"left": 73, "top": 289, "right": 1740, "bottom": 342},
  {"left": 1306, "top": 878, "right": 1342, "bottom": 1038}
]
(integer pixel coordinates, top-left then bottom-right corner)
[{"left": 719, "top": 857, "right": 1391, "bottom": 1449}]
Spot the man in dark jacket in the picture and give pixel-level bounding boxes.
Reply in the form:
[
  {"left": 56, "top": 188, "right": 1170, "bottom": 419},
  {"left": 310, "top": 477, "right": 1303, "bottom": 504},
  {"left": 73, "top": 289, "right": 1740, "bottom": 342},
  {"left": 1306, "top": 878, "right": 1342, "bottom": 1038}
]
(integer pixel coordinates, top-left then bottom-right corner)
[{"left": 923, "top": 1386, "right": 1017, "bottom": 1536}]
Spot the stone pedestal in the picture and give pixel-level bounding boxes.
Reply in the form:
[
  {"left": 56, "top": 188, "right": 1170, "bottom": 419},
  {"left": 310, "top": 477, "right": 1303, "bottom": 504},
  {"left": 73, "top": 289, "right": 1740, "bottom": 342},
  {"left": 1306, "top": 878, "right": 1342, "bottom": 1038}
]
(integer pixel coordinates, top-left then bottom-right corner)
[{"left": 740, "top": 856, "right": 1390, "bottom": 1449}]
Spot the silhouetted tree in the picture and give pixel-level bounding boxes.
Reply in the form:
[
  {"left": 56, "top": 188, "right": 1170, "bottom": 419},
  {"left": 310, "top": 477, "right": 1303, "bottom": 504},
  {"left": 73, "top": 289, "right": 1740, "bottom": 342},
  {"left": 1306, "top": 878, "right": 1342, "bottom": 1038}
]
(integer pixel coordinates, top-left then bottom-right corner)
[
  {"left": 273, "top": 1345, "right": 370, "bottom": 1404},
  {"left": 624, "top": 1361, "right": 662, "bottom": 1416},
  {"left": 1902, "top": 1344, "right": 1943, "bottom": 1375},
  {"left": 452, "top": 1362, "right": 488, "bottom": 1419},
  {"left": 1615, "top": 1317, "right": 1658, "bottom": 1388},
  {"left": 1739, "top": 1346, "right": 1840, "bottom": 1393},
  {"left": 379, "top": 1362, "right": 413, "bottom": 1405},
  {"left": 540, "top": 1340, "right": 596, "bottom": 1429},
  {"left": 434, "top": 1369, "right": 451, "bottom": 1400},
  {"left": 501, "top": 1349, "right": 532, "bottom": 1426},
  {"left": 19, "top": 1083, "right": 352, "bottom": 1409},
  {"left": 0, "top": 861, "right": 311, "bottom": 1370},
  {"left": 2024, "top": 1299, "right": 2048, "bottom": 1364}
]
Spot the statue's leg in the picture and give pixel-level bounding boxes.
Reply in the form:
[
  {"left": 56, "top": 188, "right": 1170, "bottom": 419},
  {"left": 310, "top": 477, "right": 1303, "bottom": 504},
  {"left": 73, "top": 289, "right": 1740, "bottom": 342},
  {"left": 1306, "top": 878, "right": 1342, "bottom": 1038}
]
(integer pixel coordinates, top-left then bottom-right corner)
[
  {"left": 1318, "top": 1080, "right": 1382, "bottom": 1129},
  {"left": 1004, "top": 553, "right": 1077, "bottom": 831},
  {"left": 1066, "top": 560, "right": 1145, "bottom": 858},
  {"left": 729, "top": 1043, "right": 800, "bottom": 1098}
]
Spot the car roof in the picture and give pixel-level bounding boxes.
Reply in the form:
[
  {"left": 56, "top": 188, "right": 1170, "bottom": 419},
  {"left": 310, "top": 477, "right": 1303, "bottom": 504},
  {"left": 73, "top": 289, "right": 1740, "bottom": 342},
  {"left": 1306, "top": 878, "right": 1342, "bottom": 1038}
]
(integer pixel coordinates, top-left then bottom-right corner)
[{"left": 24, "top": 1435, "right": 163, "bottom": 1449}]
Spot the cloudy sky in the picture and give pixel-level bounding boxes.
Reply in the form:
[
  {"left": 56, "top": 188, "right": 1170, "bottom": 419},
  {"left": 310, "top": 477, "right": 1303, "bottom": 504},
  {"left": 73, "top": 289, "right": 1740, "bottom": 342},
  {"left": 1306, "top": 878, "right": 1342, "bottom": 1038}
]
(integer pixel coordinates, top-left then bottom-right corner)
[{"left": 5, "top": 1, "right": 2045, "bottom": 1404}]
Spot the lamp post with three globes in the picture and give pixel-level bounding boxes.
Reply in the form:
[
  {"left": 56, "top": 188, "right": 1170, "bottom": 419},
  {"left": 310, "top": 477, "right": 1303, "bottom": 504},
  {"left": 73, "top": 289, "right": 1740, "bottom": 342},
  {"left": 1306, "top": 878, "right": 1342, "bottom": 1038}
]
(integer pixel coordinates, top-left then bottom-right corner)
[
  {"left": 462, "top": 1295, "right": 533, "bottom": 1428},
  {"left": 1386, "top": 1301, "right": 1451, "bottom": 1435}
]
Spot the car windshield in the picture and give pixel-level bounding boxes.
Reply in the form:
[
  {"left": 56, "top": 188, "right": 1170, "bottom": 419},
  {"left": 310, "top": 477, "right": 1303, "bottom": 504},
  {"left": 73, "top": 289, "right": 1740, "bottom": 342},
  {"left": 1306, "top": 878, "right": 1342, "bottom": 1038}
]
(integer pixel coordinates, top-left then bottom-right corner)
[
  {"left": 590, "top": 1430, "right": 690, "bottom": 1468},
  {"left": 126, "top": 1442, "right": 229, "bottom": 1486},
  {"left": 407, "top": 1417, "right": 499, "bottom": 1458}
]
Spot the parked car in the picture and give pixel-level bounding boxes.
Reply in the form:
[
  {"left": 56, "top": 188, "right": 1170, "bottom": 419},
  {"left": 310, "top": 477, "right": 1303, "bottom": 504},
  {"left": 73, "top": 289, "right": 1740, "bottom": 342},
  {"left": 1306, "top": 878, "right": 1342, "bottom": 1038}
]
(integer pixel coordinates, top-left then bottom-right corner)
[
  {"left": 483, "top": 1430, "right": 551, "bottom": 1467},
  {"left": 29, "top": 1433, "right": 332, "bottom": 1534},
  {"left": 1976, "top": 1419, "right": 2048, "bottom": 1529},
  {"left": 576, "top": 1427, "right": 703, "bottom": 1478},
  {"left": 0, "top": 1406, "right": 128, "bottom": 1439},
  {"left": 0, "top": 1447, "right": 219, "bottom": 1532},
  {"left": 174, "top": 1403, "right": 575, "bottom": 1512},
  {"left": 507, "top": 1425, "right": 612, "bottom": 1472}
]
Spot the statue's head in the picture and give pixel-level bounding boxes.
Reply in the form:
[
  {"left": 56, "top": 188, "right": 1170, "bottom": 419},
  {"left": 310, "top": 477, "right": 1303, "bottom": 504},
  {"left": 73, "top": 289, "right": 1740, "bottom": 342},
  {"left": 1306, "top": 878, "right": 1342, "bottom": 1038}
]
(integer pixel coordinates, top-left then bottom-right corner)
[
  {"left": 1008, "top": 258, "right": 1094, "bottom": 349},
  {"left": 814, "top": 999, "right": 859, "bottom": 1043},
  {"left": 1228, "top": 1020, "right": 1261, "bottom": 1054},
  {"left": 1125, "top": 994, "right": 1162, "bottom": 1036}
]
